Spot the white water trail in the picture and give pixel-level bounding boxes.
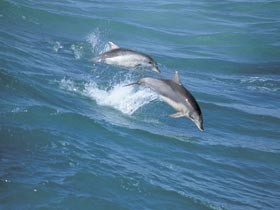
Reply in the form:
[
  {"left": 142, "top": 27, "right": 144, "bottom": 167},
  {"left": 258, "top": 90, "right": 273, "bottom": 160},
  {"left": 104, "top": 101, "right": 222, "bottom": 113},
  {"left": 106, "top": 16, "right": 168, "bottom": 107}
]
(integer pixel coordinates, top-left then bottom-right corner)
[
  {"left": 60, "top": 79, "right": 158, "bottom": 115},
  {"left": 83, "top": 81, "right": 157, "bottom": 115}
]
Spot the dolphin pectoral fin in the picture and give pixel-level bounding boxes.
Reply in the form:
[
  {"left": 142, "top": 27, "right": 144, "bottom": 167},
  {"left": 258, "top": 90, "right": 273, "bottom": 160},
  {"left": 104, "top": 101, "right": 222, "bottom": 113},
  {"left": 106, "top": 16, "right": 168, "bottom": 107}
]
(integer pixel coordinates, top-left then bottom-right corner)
[
  {"left": 169, "top": 112, "right": 185, "bottom": 118},
  {"left": 108, "top": 41, "right": 120, "bottom": 50},
  {"left": 152, "top": 66, "right": 161, "bottom": 73}
]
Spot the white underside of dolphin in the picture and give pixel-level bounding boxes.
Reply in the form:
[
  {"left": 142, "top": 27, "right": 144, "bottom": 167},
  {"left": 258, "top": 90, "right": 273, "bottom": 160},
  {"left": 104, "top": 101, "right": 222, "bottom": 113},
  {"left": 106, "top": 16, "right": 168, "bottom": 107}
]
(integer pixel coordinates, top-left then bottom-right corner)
[
  {"left": 160, "top": 95, "right": 190, "bottom": 118},
  {"left": 103, "top": 54, "right": 150, "bottom": 68},
  {"left": 90, "top": 41, "right": 160, "bottom": 73}
]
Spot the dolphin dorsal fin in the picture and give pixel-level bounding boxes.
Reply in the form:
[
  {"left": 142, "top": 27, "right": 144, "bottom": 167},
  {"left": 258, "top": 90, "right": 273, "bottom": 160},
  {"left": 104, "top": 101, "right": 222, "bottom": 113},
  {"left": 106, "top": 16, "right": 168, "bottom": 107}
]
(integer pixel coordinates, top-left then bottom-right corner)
[
  {"left": 173, "top": 71, "right": 181, "bottom": 85},
  {"left": 108, "top": 41, "right": 120, "bottom": 50}
]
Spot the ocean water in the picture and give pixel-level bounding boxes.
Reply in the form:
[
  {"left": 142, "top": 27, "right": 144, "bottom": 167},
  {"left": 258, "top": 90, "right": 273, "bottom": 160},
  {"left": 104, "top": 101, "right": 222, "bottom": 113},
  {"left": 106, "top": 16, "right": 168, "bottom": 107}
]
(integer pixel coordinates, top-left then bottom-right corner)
[{"left": 1, "top": 0, "right": 280, "bottom": 209}]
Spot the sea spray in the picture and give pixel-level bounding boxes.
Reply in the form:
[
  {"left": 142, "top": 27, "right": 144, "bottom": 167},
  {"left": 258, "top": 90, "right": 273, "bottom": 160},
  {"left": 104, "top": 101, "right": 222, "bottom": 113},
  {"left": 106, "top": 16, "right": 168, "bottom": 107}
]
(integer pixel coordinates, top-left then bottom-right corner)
[
  {"left": 86, "top": 28, "right": 109, "bottom": 55},
  {"left": 60, "top": 78, "right": 158, "bottom": 115}
]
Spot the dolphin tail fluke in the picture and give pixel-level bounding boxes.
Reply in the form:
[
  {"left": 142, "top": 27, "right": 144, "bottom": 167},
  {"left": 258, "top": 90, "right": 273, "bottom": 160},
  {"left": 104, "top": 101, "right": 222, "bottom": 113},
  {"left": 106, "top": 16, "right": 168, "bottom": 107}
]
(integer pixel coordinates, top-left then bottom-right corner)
[
  {"left": 89, "top": 56, "right": 102, "bottom": 62},
  {"left": 123, "top": 81, "right": 140, "bottom": 87},
  {"left": 169, "top": 112, "right": 185, "bottom": 118}
]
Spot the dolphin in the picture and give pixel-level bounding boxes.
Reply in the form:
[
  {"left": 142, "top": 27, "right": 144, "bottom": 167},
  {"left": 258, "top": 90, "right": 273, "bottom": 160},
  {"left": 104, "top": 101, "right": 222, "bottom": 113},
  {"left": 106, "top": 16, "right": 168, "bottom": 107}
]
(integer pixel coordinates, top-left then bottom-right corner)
[
  {"left": 90, "top": 41, "right": 160, "bottom": 73},
  {"left": 126, "top": 71, "right": 204, "bottom": 131}
]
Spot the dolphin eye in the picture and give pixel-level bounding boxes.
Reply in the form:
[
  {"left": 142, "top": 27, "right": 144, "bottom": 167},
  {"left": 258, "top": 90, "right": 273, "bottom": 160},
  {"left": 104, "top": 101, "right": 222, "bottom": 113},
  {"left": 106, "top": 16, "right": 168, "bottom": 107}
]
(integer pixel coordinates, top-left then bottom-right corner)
[{"left": 189, "top": 113, "right": 194, "bottom": 120}]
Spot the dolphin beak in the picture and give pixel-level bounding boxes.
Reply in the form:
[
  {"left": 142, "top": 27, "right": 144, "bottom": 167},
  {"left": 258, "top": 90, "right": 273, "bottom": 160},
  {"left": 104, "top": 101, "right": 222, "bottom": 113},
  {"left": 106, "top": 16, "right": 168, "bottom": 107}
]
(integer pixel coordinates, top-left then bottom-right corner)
[{"left": 194, "top": 119, "right": 204, "bottom": 132}]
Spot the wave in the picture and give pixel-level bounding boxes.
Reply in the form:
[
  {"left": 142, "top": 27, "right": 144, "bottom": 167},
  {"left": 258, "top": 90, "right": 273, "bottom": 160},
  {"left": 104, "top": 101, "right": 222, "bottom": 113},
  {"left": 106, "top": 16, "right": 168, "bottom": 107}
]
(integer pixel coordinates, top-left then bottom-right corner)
[{"left": 240, "top": 76, "right": 280, "bottom": 93}]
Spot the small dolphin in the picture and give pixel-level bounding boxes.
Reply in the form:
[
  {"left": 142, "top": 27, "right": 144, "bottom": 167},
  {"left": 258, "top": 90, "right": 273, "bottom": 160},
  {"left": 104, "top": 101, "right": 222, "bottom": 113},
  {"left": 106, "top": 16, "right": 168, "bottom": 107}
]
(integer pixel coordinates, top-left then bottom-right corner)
[
  {"left": 126, "top": 71, "right": 204, "bottom": 131},
  {"left": 90, "top": 41, "right": 160, "bottom": 73}
]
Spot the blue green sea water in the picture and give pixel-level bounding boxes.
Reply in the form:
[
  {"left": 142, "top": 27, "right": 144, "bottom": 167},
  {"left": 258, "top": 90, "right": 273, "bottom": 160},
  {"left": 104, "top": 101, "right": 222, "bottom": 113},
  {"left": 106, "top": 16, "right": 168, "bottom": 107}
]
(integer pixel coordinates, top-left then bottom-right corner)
[{"left": 1, "top": 0, "right": 280, "bottom": 209}]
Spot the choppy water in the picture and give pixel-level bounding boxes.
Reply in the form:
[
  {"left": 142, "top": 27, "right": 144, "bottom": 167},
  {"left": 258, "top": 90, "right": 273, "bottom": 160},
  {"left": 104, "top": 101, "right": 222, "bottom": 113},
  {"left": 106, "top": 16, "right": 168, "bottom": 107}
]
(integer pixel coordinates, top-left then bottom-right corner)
[{"left": 1, "top": 0, "right": 280, "bottom": 209}]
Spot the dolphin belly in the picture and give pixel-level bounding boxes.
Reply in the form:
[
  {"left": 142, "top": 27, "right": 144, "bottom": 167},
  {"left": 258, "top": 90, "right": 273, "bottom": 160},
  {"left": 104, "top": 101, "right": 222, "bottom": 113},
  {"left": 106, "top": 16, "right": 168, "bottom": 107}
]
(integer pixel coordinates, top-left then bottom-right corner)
[
  {"left": 160, "top": 95, "right": 189, "bottom": 116},
  {"left": 104, "top": 54, "right": 148, "bottom": 68}
]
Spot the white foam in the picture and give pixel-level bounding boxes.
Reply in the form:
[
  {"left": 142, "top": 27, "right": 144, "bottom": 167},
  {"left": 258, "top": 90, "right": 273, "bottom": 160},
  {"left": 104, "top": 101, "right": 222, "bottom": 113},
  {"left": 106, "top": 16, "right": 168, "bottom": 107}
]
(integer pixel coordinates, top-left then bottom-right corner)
[
  {"left": 59, "top": 78, "right": 158, "bottom": 115},
  {"left": 59, "top": 78, "right": 79, "bottom": 92},
  {"left": 83, "top": 81, "right": 158, "bottom": 115},
  {"left": 53, "top": 41, "right": 63, "bottom": 53}
]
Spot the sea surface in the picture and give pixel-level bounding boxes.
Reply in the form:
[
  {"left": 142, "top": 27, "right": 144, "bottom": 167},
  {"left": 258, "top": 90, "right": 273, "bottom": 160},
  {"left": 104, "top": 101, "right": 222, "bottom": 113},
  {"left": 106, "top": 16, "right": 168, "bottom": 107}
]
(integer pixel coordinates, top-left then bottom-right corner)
[{"left": 1, "top": 0, "right": 280, "bottom": 209}]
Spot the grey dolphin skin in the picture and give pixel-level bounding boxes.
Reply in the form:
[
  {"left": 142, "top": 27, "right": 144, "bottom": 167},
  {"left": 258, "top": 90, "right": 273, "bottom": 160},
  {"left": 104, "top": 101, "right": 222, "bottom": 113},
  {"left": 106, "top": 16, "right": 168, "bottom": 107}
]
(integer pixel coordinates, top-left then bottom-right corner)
[
  {"left": 90, "top": 42, "right": 160, "bottom": 73},
  {"left": 126, "top": 71, "right": 204, "bottom": 131}
]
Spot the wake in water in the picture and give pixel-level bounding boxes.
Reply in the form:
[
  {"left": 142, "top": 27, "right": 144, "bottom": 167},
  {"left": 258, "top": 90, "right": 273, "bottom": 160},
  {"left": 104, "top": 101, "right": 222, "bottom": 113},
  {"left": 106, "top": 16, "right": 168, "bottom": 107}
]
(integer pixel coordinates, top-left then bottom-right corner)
[
  {"left": 60, "top": 78, "right": 158, "bottom": 115},
  {"left": 83, "top": 82, "right": 157, "bottom": 115}
]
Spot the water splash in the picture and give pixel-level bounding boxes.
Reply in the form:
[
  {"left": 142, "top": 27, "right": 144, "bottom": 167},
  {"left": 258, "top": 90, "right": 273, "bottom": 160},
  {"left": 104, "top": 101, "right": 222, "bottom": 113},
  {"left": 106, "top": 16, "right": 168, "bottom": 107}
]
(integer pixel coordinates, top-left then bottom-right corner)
[
  {"left": 83, "top": 81, "right": 158, "bottom": 115},
  {"left": 86, "top": 28, "right": 100, "bottom": 49},
  {"left": 59, "top": 79, "right": 158, "bottom": 115},
  {"left": 53, "top": 41, "right": 63, "bottom": 53},
  {"left": 70, "top": 44, "right": 84, "bottom": 60},
  {"left": 86, "top": 28, "right": 108, "bottom": 55}
]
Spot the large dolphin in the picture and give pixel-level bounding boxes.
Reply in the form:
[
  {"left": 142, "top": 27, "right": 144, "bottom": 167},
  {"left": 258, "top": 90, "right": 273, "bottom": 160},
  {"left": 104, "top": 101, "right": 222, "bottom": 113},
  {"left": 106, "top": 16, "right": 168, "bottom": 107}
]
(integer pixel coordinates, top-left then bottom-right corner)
[
  {"left": 126, "top": 71, "right": 204, "bottom": 131},
  {"left": 90, "top": 42, "right": 160, "bottom": 73}
]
